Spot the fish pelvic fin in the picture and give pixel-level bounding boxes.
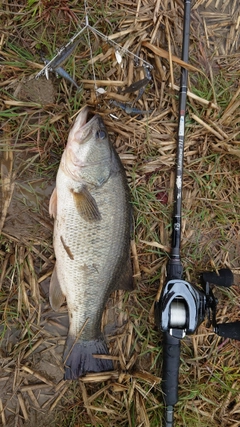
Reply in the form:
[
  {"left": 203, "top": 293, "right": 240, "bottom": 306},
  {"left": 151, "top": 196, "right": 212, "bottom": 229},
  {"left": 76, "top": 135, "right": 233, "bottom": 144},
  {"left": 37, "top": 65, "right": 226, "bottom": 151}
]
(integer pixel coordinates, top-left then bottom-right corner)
[
  {"left": 49, "top": 187, "right": 57, "bottom": 218},
  {"left": 63, "top": 336, "right": 113, "bottom": 380},
  {"left": 49, "top": 264, "right": 65, "bottom": 310},
  {"left": 71, "top": 186, "right": 101, "bottom": 222}
]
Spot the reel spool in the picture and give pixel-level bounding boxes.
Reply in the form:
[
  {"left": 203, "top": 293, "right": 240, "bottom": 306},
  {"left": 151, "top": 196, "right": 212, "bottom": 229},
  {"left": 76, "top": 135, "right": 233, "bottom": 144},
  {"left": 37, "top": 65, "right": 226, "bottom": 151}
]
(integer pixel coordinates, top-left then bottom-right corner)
[{"left": 169, "top": 299, "right": 187, "bottom": 328}]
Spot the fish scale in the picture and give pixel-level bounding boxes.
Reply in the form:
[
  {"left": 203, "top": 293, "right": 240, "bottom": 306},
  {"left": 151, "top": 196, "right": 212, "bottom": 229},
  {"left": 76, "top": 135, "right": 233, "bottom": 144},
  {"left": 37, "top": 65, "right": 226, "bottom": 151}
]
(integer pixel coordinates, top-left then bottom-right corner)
[
  {"left": 49, "top": 107, "right": 132, "bottom": 379},
  {"left": 55, "top": 171, "right": 129, "bottom": 338}
]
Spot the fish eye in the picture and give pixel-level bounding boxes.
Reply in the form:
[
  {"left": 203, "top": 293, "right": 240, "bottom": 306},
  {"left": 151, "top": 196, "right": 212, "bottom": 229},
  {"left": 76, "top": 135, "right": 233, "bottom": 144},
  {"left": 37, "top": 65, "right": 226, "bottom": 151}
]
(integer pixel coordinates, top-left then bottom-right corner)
[{"left": 96, "top": 130, "right": 106, "bottom": 139}]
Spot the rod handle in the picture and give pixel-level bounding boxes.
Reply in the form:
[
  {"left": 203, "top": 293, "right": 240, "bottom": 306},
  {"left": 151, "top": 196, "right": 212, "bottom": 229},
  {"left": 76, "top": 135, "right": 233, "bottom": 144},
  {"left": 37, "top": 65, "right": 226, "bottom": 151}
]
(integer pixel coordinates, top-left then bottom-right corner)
[{"left": 162, "top": 332, "right": 181, "bottom": 407}]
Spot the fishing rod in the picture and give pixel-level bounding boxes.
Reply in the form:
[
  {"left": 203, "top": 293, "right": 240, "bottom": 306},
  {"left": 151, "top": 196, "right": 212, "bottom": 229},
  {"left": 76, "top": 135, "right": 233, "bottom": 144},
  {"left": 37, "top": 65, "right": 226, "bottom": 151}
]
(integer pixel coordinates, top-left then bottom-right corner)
[{"left": 155, "top": 1, "right": 240, "bottom": 426}]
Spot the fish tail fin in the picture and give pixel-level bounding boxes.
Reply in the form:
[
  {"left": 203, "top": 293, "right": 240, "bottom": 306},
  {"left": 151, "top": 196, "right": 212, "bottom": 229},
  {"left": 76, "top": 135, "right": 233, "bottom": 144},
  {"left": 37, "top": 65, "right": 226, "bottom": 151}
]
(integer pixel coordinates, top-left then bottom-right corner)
[{"left": 63, "top": 336, "right": 114, "bottom": 380}]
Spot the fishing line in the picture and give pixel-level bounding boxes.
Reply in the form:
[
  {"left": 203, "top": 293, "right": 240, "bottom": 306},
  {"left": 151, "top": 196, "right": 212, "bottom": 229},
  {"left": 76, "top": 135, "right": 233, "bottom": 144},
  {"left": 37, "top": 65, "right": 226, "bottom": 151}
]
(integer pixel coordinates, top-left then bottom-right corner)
[{"left": 84, "top": 0, "right": 98, "bottom": 93}]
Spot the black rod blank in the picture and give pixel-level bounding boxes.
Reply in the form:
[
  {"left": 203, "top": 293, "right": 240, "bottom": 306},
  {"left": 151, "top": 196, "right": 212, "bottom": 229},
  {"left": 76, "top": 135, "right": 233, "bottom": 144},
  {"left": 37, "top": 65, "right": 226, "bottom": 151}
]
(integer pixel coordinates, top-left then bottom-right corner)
[
  {"left": 171, "top": 0, "right": 191, "bottom": 262},
  {"left": 162, "top": 1, "right": 192, "bottom": 426}
]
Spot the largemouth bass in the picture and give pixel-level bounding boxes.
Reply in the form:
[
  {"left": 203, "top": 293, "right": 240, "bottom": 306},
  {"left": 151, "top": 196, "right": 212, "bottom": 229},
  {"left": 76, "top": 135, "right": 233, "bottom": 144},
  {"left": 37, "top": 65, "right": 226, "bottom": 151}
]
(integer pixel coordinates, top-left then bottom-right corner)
[{"left": 49, "top": 107, "right": 132, "bottom": 380}]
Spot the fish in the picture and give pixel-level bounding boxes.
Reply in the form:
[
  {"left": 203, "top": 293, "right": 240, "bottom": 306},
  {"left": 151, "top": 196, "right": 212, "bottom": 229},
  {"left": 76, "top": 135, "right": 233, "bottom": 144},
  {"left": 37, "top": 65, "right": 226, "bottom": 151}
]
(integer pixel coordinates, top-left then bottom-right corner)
[
  {"left": 49, "top": 107, "right": 133, "bottom": 380},
  {"left": 43, "top": 59, "right": 79, "bottom": 89},
  {"left": 49, "top": 39, "right": 81, "bottom": 70},
  {"left": 54, "top": 66, "right": 79, "bottom": 89},
  {"left": 41, "top": 39, "right": 82, "bottom": 88},
  {"left": 121, "top": 67, "right": 152, "bottom": 101},
  {"left": 110, "top": 100, "right": 152, "bottom": 116},
  {"left": 39, "top": 38, "right": 81, "bottom": 74},
  {"left": 122, "top": 77, "right": 150, "bottom": 94}
]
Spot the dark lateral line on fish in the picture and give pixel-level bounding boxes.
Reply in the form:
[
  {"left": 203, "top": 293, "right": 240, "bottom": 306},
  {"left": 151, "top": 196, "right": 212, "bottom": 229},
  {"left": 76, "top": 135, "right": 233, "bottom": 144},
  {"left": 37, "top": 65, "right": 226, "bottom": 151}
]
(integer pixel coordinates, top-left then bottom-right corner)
[{"left": 60, "top": 236, "right": 74, "bottom": 260}]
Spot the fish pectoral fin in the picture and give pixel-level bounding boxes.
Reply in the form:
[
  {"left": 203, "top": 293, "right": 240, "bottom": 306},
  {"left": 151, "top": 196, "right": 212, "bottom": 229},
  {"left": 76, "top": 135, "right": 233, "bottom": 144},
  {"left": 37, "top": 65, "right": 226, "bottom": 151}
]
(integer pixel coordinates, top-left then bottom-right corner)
[
  {"left": 71, "top": 186, "right": 101, "bottom": 222},
  {"left": 49, "top": 265, "right": 65, "bottom": 311},
  {"left": 49, "top": 187, "right": 57, "bottom": 219},
  {"left": 115, "top": 256, "right": 133, "bottom": 291}
]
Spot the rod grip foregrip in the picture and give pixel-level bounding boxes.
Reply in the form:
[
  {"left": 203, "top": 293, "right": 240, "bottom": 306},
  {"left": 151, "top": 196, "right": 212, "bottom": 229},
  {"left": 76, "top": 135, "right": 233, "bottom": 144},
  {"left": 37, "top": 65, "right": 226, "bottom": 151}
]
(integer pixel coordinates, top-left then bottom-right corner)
[{"left": 162, "top": 332, "right": 181, "bottom": 406}]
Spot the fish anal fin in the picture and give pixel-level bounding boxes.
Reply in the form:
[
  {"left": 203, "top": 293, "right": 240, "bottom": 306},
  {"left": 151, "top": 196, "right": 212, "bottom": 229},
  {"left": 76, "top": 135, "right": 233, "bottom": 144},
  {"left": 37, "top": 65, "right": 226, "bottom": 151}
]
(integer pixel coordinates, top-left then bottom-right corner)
[
  {"left": 49, "top": 187, "right": 57, "bottom": 219},
  {"left": 115, "top": 256, "right": 133, "bottom": 291},
  {"left": 49, "top": 265, "right": 65, "bottom": 311},
  {"left": 71, "top": 187, "right": 101, "bottom": 222}
]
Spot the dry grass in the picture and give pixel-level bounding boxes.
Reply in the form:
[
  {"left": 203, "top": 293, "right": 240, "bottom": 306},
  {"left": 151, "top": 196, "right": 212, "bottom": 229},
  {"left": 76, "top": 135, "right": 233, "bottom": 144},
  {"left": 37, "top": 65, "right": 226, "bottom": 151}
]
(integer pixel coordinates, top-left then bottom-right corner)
[{"left": 0, "top": 0, "right": 240, "bottom": 426}]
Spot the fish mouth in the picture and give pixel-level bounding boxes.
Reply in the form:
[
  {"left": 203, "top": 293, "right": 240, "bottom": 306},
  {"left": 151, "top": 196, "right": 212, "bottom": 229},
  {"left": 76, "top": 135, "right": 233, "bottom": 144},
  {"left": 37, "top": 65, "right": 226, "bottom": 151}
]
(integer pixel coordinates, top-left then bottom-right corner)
[
  {"left": 75, "top": 106, "right": 101, "bottom": 131},
  {"left": 67, "top": 106, "right": 106, "bottom": 149}
]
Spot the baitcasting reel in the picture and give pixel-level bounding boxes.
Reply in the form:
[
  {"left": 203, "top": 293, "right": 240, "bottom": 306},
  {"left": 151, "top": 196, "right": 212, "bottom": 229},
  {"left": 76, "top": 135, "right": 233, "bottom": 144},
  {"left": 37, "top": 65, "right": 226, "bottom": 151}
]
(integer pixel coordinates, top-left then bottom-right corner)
[
  {"left": 155, "top": 267, "right": 240, "bottom": 427},
  {"left": 155, "top": 268, "right": 240, "bottom": 341}
]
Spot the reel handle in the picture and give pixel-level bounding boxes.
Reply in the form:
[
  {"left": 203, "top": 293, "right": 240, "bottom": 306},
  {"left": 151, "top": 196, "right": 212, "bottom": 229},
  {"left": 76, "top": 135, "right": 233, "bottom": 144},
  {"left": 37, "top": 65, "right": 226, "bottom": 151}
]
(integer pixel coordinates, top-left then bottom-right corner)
[
  {"left": 216, "top": 322, "right": 240, "bottom": 341},
  {"left": 202, "top": 268, "right": 233, "bottom": 288}
]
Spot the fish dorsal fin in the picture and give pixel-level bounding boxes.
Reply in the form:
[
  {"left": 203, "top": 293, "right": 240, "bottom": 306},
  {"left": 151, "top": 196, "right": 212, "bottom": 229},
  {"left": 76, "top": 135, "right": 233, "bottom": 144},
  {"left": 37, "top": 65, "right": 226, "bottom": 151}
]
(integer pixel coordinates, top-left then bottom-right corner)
[
  {"left": 49, "top": 265, "right": 65, "bottom": 311},
  {"left": 115, "top": 256, "right": 133, "bottom": 291},
  {"left": 49, "top": 187, "right": 57, "bottom": 219},
  {"left": 71, "top": 186, "right": 101, "bottom": 222}
]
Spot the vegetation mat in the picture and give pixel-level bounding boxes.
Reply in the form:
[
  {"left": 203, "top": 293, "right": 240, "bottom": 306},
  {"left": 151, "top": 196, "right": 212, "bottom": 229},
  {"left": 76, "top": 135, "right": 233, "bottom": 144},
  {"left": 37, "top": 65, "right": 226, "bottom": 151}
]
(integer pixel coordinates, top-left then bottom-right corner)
[{"left": 0, "top": 0, "right": 239, "bottom": 426}]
